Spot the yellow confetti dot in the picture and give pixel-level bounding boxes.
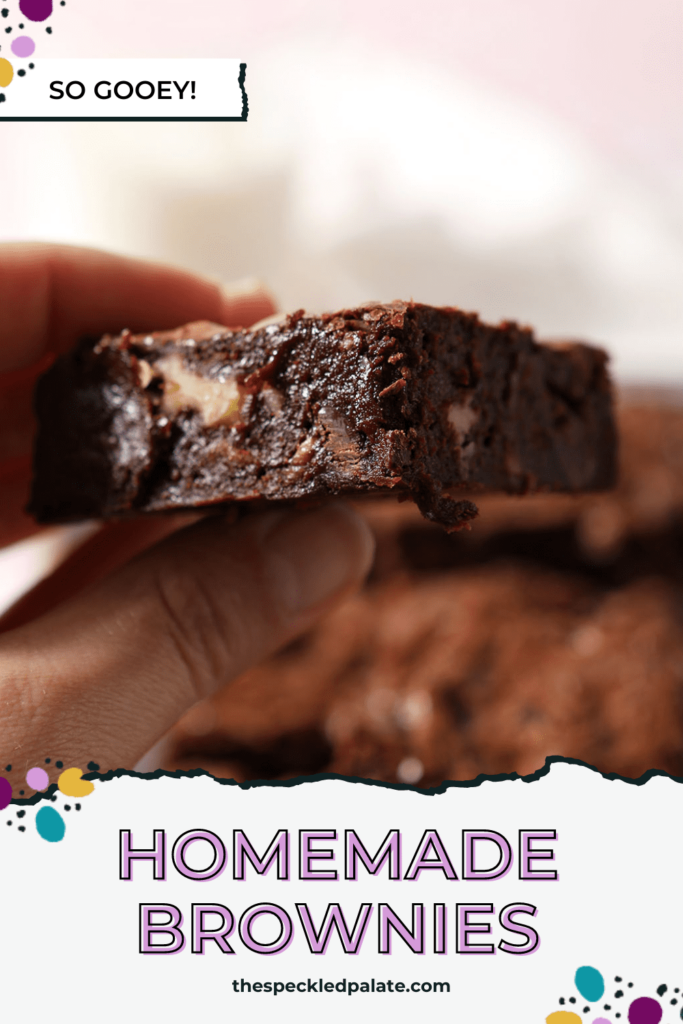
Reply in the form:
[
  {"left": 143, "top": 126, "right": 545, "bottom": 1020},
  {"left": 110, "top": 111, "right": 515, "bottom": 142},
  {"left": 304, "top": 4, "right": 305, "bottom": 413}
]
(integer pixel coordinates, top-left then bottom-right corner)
[
  {"left": 57, "top": 767, "right": 95, "bottom": 798},
  {"left": 546, "top": 1014, "right": 583, "bottom": 1024},
  {"left": 0, "top": 58, "right": 14, "bottom": 88}
]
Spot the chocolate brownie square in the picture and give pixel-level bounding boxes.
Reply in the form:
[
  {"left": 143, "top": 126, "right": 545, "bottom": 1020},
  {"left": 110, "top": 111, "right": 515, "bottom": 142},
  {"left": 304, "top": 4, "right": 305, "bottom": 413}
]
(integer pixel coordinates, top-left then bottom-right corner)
[{"left": 29, "top": 302, "right": 615, "bottom": 527}]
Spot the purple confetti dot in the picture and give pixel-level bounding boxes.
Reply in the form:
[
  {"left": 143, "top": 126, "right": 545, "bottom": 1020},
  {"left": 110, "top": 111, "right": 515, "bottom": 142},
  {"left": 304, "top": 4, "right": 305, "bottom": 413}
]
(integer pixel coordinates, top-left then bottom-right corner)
[
  {"left": 11, "top": 34, "right": 34, "bottom": 56},
  {"left": 26, "top": 766, "right": 49, "bottom": 790},
  {"left": 0, "top": 777, "right": 11, "bottom": 809},
  {"left": 628, "top": 997, "right": 662, "bottom": 1024},
  {"left": 18, "top": 0, "right": 52, "bottom": 21}
]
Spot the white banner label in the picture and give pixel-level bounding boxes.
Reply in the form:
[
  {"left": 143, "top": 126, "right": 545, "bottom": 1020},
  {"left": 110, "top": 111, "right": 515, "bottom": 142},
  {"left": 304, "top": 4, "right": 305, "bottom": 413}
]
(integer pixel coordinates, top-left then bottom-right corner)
[{"left": 0, "top": 58, "right": 247, "bottom": 120}]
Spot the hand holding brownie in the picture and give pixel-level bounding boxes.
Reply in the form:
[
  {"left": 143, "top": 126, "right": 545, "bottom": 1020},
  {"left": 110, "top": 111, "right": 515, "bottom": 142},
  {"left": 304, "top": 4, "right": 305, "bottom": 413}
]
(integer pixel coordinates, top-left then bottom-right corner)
[{"left": 0, "top": 244, "right": 375, "bottom": 774}]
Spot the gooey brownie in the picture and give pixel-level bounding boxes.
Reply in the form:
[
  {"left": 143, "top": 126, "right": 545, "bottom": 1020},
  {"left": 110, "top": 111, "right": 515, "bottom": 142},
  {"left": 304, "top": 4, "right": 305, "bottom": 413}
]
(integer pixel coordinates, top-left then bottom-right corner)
[{"left": 28, "top": 301, "right": 615, "bottom": 527}]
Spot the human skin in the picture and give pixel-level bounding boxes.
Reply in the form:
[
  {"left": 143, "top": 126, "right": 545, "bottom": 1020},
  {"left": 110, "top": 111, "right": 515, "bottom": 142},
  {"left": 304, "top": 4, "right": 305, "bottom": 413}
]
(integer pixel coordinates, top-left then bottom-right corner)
[{"left": 0, "top": 244, "right": 374, "bottom": 775}]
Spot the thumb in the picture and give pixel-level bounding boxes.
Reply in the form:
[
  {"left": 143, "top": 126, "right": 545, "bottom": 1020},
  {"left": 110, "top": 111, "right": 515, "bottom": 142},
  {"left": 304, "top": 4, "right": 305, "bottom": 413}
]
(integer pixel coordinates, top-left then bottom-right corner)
[{"left": 0, "top": 503, "right": 374, "bottom": 774}]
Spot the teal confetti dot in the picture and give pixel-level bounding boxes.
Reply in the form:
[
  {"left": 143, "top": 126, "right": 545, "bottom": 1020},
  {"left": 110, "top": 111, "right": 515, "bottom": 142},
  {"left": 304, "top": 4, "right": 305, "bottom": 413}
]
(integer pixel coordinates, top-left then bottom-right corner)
[
  {"left": 576, "top": 967, "right": 606, "bottom": 1002},
  {"left": 36, "top": 805, "right": 65, "bottom": 842}
]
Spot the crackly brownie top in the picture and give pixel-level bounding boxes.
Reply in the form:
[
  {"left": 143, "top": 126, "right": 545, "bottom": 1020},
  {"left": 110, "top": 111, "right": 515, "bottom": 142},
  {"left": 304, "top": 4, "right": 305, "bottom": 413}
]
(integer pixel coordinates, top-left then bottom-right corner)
[{"left": 94, "top": 302, "right": 437, "bottom": 434}]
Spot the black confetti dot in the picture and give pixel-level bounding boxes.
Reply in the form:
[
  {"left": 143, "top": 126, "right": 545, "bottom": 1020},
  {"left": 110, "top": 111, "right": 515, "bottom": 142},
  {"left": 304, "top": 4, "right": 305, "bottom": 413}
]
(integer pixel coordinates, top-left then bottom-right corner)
[
  {"left": 17, "top": 68, "right": 25, "bottom": 75},
  {"left": 64, "top": 805, "right": 71, "bottom": 811},
  {"left": 604, "top": 1007, "right": 611, "bottom": 1012},
  {"left": 659, "top": 986, "right": 668, "bottom": 997},
  {"left": 87, "top": 762, "right": 100, "bottom": 771},
  {"left": 615, "top": 991, "right": 624, "bottom": 999},
  {"left": 75, "top": 803, "right": 81, "bottom": 811},
  {"left": 559, "top": 998, "right": 565, "bottom": 1005},
  {"left": 675, "top": 988, "right": 680, "bottom": 994},
  {"left": 19, "top": 790, "right": 24, "bottom": 795},
  {"left": 28, "top": 62, "right": 33, "bottom": 69},
  {"left": 6, "top": 820, "right": 11, "bottom": 825},
  {"left": 569, "top": 998, "right": 576, "bottom": 1004},
  {"left": 5, "top": 764, "right": 11, "bottom": 771},
  {"left": 50, "top": 795, "right": 57, "bottom": 802},
  {"left": 583, "top": 1008, "right": 590, "bottom": 1014},
  {"left": 615, "top": 977, "right": 622, "bottom": 983},
  {"left": 18, "top": 826, "right": 25, "bottom": 832},
  {"left": 16, "top": 810, "right": 25, "bottom": 818},
  {"left": 673, "top": 1000, "right": 678, "bottom": 1006},
  {"left": 628, "top": 983, "right": 633, "bottom": 988},
  {"left": 18, "top": 21, "right": 23, "bottom": 27},
  {"left": 4, "top": 26, "right": 11, "bottom": 33},
  {"left": 55, "top": 761, "right": 63, "bottom": 768},
  {"left": 45, "top": 758, "right": 51, "bottom": 764},
  {"left": 45, "top": 25, "right": 51, "bottom": 32},
  {"left": 0, "top": 8, "right": 7, "bottom": 16},
  {"left": 0, "top": 94, "right": 5, "bottom": 103}
]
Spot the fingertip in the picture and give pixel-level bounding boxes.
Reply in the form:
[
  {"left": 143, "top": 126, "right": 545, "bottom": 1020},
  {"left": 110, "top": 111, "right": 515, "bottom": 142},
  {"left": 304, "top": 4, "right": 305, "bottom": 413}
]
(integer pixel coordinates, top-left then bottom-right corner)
[{"left": 216, "top": 277, "right": 278, "bottom": 328}]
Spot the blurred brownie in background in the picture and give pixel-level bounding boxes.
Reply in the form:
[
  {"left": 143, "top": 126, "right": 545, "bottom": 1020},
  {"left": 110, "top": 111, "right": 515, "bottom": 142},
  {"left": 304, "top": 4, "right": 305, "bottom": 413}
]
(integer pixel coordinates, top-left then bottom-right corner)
[{"left": 163, "top": 395, "right": 683, "bottom": 784}]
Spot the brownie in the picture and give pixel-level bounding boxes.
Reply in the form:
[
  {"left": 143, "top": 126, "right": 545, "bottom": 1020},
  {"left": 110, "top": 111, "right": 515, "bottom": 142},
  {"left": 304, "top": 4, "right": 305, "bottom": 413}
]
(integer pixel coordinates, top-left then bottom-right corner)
[
  {"left": 363, "top": 400, "right": 683, "bottom": 585},
  {"left": 162, "top": 398, "right": 683, "bottom": 785},
  {"left": 28, "top": 302, "right": 615, "bottom": 528},
  {"left": 166, "top": 567, "right": 683, "bottom": 783}
]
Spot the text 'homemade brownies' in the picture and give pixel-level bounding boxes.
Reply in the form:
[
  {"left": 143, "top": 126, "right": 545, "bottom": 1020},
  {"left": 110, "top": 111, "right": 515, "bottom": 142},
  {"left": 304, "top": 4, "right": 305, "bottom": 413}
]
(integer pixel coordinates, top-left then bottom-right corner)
[{"left": 29, "top": 302, "right": 616, "bottom": 527}]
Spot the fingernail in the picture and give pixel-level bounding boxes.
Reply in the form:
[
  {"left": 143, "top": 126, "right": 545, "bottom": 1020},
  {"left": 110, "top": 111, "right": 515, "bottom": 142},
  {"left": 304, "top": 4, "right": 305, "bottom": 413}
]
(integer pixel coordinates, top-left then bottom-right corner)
[
  {"left": 217, "top": 278, "right": 277, "bottom": 329},
  {"left": 260, "top": 504, "right": 375, "bottom": 617},
  {"left": 219, "top": 276, "right": 268, "bottom": 299},
  {"left": 248, "top": 311, "right": 289, "bottom": 330}
]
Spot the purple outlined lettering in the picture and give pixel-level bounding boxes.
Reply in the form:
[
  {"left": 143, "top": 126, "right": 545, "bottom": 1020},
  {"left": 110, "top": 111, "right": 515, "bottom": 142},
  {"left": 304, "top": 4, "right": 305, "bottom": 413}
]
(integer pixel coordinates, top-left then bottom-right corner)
[
  {"left": 378, "top": 903, "right": 425, "bottom": 954},
  {"left": 139, "top": 903, "right": 184, "bottom": 954},
  {"left": 455, "top": 903, "right": 495, "bottom": 955},
  {"left": 172, "top": 829, "right": 227, "bottom": 881},
  {"left": 233, "top": 830, "right": 289, "bottom": 880},
  {"left": 345, "top": 829, "right": 401, "bottom": 880},
  {"left": 120, "top": 829, "right": 166, "bottom": 880},
  {"left": 498, "top": 902, "right": 540, "bottom": 955},
  {"left": 404, "top": 830, "right": 457, "bottom": 881},
  {"left": 296, "top": 903, "right": 373, "bottom": 954},
  {"left": 191, "top": 904, "right": 236, "bottom": 954},
  {"left": 519, "top": 830, "right": 558, "bottom": 881}
]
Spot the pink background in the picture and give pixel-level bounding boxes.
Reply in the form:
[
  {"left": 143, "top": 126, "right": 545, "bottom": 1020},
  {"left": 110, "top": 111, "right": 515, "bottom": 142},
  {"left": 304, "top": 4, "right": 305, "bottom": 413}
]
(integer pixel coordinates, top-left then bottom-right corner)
[{"left": 51, "top": 0, "right": 683, "bottom": 186}]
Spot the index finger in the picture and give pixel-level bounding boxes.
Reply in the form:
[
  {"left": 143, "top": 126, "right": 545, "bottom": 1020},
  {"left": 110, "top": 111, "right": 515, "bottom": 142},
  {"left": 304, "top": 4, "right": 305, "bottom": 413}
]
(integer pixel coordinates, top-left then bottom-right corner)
[{"left": 0, "top": 242, "right": 276, "bottom": 374}]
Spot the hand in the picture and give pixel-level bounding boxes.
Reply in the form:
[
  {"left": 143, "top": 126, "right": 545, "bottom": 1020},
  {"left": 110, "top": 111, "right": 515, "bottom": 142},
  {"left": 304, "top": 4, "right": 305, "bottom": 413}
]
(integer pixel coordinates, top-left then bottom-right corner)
[{"left": 0, "top": 244, "right": 374, "bottom": 779}]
